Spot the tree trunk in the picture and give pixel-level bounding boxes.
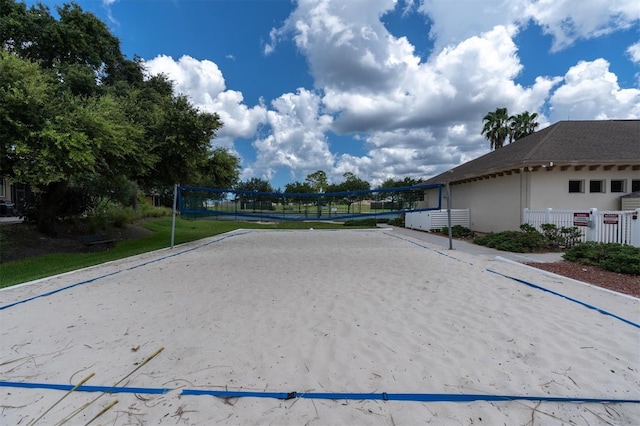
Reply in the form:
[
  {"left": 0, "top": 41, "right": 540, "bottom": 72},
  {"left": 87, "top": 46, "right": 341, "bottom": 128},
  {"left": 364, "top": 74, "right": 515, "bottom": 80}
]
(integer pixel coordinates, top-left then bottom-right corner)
[{"left": 36, "top": 181, "right": 69, "bottom": 236}]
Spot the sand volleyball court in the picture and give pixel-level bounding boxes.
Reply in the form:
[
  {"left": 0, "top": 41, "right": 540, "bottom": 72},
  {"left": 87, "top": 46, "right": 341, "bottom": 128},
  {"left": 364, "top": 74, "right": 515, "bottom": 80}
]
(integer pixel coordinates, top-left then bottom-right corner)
[{"left": 1, "top": 228, "right": 638, "bottom": 425}]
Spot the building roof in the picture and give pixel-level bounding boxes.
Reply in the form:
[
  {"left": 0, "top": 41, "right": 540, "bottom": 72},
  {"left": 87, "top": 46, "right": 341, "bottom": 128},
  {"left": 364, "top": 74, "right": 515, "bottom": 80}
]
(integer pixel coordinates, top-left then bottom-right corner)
[{"left": 425, "top": 120, "right": 640, "bottom": 184}]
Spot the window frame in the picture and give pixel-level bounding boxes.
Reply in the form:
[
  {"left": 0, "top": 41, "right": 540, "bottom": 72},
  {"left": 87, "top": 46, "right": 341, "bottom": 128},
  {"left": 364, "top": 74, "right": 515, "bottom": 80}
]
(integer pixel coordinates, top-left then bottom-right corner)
[
  {"left": 610, "top": 179, "right": 626, "bottom": 193},
  {"left": 589, "top": 180, "right": 605, "bottom": 193},
  {"left": 568, "top": 180, "right": 584, "bottom": 193}
]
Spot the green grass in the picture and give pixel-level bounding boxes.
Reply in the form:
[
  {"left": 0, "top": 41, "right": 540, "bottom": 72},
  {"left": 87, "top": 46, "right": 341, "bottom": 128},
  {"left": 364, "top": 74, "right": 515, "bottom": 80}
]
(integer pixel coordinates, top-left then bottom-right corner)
[{"left": 0, "top": 217, "right": 364, "bottom": 289}]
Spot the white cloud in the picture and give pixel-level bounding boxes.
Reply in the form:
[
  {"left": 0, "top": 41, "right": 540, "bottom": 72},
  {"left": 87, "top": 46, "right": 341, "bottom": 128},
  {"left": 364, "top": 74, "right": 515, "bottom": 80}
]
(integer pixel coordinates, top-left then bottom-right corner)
[
  {"left": 419, "top": 0, "right": 528, "bottom": 51},
  {"left": 101, "top": 0, "right": 119, "bottom": 25},
  {"left": 142, "top": 1, "right": 639, "bottom": 188},
  {"left": 524, "top": 0, "right": 640, "bottom": 51},
  {"left": 549, "top": 59, "right": 640, "bottom": 120},
  {"left": 628, "top": 41, "right": 640, "bottom": 63},
  {"left": 144, "top": 55, "right": 267, "bottom": 140},
  {"left": 248, "top": 88, "right": 336, "bottom": 182},
  {"left": 314, "top": 23, "right": 560, "bottom": 181},
  {"left": 417, "top": 0, "right": 640, "bottom": 53},
  {"left": 257, "top": 0, "right": 639, "bottom": 186},
  {"left": 145, "top": 55, "right": 226, "bottom": 100}
]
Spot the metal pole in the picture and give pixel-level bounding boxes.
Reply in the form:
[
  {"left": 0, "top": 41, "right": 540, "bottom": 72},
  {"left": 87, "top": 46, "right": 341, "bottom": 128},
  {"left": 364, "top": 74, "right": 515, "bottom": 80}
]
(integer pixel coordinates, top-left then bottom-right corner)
[
  {"left": 446, "top": 181, "right": 453, "bottom": 250},
  {"left": 171, "top": 184, "right": 178, "bottom": 249}
]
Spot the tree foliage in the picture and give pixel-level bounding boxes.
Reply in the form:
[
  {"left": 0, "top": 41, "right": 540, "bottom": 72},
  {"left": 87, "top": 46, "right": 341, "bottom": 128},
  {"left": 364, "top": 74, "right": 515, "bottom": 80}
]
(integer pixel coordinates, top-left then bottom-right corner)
[
  {"left": 305, "top": 170, "right": 328, "bottom": 193},
  {"left": 0, "top": 1, "right": 239, "bottom": 234},
  {"left": 481, "top": 107, "right": 510, "bottom": 150},
  {"left": 284, "top": 181, "right": 314, "bottom": 195},
  {"left": 481, "top": 107, "right": 539, "bottom": 150},
  {"left": 235, "top": 177, "right": 273, "bottom": 193},
  {"left": 327, "top": 172, "right": 370, "bottom": 193},
  {"left": 326, "top": 172, "right": 371, "bottom": 213},
  {"left": 509, "top": 111, "right": 539, "bottom": 141}
]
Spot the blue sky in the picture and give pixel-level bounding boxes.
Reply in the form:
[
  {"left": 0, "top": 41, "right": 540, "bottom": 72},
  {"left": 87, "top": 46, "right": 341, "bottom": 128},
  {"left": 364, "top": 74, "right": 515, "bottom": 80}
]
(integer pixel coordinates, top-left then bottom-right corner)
[{"left": 28, "top": 0, "right": 640, "bottom": 189}]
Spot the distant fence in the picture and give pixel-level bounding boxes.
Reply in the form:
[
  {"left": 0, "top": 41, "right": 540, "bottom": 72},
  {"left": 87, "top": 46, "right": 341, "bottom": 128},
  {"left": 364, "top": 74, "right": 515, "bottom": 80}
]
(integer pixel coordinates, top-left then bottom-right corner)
[
  {"left": 405, "top": 209, "right": 470, "bottom": 232},
  {"left": 523, "top": 208, "right": 640, "bottom": 247}
]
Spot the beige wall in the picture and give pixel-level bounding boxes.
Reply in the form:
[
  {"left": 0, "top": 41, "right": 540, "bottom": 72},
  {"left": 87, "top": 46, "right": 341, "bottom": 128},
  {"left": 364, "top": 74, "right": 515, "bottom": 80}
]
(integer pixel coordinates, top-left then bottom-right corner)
[
  {"left": 450, "top": 175, "right": 522, "bottom": 232},
  {"left": 424, "top": 168, "right": 640, "bottom": 232},
  {"left": 530, "top": 168, "right": 640, "bottom": 210},
  {"left": 423, "top": 176, "right": 522, "bottom": 232}
]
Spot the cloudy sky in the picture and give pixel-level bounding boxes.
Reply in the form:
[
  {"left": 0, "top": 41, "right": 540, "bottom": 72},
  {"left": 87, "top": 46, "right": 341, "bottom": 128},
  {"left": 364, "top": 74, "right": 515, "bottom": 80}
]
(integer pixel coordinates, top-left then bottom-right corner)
[{"left": 31, "top": 0, "right": 640, "bottom": 189}]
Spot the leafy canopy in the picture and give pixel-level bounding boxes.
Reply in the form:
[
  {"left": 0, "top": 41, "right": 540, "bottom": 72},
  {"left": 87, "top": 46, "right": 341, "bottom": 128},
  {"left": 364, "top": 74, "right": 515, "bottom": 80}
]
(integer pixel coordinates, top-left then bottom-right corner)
[
  {"left": 0, "top": 1, "right": 239, "bottom": 233},
  {"left": 481, "top": 107, "right": 539, "bottom": 150}
]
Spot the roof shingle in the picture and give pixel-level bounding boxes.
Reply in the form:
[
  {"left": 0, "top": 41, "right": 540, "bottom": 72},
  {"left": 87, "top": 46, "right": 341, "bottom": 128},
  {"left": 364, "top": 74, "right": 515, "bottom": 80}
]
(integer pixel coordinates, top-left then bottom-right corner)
[{"left": 425, "top": 120, "right": 640, "bottom": 183}]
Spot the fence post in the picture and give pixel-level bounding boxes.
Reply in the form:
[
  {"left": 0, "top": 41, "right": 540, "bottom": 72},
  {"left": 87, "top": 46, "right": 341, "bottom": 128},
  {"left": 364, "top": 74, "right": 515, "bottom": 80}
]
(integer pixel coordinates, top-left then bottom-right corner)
[
  {"left": 586, "top": 208, "right": 598, "bottom": 242},
  {"left": 631, "top": 209, "right": 640, "bottom": 247},
  {"left": 545, "top": 207, "right": 552, "bottom": 225}
]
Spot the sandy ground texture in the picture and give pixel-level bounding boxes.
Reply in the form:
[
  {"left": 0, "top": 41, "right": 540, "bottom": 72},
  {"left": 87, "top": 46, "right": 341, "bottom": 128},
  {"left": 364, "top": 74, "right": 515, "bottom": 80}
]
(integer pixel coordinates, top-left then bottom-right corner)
[{"left": 1, "top": 228, "right": 639, "bottom": 425}]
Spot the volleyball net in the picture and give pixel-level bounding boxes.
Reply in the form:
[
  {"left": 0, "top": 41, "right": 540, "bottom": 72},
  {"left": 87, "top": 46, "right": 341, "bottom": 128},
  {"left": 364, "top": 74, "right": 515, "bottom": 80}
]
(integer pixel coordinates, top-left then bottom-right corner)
[{"left": 177, "top": 183, "right": 443, "bottom": 221}]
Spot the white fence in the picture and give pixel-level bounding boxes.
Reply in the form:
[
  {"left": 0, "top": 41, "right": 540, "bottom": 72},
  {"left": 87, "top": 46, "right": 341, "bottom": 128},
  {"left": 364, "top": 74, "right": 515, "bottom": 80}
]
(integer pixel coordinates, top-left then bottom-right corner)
[
  {"left": 523, "top": 208, "right": 640, "bottom": 247},
  {"left": 405, "top": 209, "right": 470, "bottom": 232}
]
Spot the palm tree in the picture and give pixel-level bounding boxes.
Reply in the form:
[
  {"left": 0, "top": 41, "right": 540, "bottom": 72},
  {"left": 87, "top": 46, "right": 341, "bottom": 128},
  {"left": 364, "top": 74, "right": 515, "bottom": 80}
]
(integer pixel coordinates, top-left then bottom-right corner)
[
  {"left": 481, "top": 107, "right": 510, "bottom": 150},
  {"left": 509, "top": 111, "right": 539, "bottom": 142}
]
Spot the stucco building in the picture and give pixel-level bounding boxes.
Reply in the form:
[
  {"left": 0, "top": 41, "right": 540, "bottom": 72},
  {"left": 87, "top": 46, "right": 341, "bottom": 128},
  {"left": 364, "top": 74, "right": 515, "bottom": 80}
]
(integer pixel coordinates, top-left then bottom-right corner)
[{"left": 422, "top": 120, "right": 640, "bottom": 232}]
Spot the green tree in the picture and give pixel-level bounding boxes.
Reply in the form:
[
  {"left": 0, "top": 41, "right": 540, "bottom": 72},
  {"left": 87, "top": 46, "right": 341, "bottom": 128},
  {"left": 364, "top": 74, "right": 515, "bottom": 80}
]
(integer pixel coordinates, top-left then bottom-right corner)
[
  {"left": 481, "top": 107, "right": 510, "bottom": 150},
  {"left": 284, "top": 181, "right": 314, "bottom": 194},
  {"left": 0, "top": 53, "right": 148, "bottom": 232},
  {"left": 481, "top": 108, "right": 540, "bottom": 150},
  {"left": 196, "top": 147, "right": 241, "bottom": 190},
  {"left": 235, "top": 178, "right": 274, "bottom": 211},
  {"left": 509, "top": 111, "right": 539, "bottom": 142},
  {"left": 378, "top": 177, "right": 422, "bottom": 206},
  {"left": 235, "top": 177, "right": 273, "bottom": 193},
  {"left": 1, "top": 1, "right": 123, "bottom": 75},
  {"left": 379, "top": 177, "right": 422, "bottom": 189},
  {"left": 329, "top": 172, "right": 370, "bottom": 213},
  {"left": 0, "top": 2, "right": 230, "bottom": 234},
  {"left": 305, "top": 170, "right": 328, "bottom": 193},
  {"left": 284, "top": 181, "right": 314, "bottom": 213}
]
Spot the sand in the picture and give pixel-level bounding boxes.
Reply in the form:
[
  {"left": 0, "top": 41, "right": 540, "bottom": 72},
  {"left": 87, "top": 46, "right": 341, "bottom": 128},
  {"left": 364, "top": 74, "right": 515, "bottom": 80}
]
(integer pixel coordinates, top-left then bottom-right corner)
[{"left": 1, "top": 228, "right": 638, "bottom": 425}]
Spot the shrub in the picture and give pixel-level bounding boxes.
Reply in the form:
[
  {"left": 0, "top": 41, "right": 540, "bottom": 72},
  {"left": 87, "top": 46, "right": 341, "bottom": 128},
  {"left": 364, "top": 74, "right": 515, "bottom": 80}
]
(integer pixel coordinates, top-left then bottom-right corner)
[
  {"left": 474, "top": 229, "right": 549, "bottom": 253},
  {"left": 539, "top": 223, "right": 582, "bottom": 248},
  {"left": 519, "top": 223, "right": 537, "bottom": 233},
  {"left": 343, "top": 218, "right": 379, "bottom": 226},
  {"left": 388, "top": 216, "right": 404, "bottom": 226},
  {"left": 440, "top": 225, "right": 474, "bottom": 238},
  {"left": 343, "top": 218, "right": 392, "bottom": 227},
  {"left": 107, "top": 207, "right": 136, "bottom": 228},
  {"left": 564, "top": 242, "right": 640, "bottom": 275}
]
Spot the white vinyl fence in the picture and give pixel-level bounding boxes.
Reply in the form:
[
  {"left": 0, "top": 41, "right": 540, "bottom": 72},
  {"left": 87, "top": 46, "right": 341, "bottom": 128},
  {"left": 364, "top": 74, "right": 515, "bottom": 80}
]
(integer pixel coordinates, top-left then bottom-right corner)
[
  {"left": 523, "top": 208, "right": 640, "bottom": 247},
  {"left": 405, "top": 209, "right": 470, "bottom": 232}
]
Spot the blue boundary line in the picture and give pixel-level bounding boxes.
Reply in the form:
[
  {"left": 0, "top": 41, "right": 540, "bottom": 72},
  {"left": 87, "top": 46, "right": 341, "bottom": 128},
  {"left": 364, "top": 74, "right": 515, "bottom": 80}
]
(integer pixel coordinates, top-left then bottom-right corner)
[
  {"left": 1, "top": 381, "right": 638, "bottom": 404},
  {"left": 384, "top": 231, "right": 474, "bottom": 265},
  {"left": 0, "top": 230, "right": 252, "bottom": 311},
  {"left": 384, "top": 232, "right": 639, "bottom": 329},
  {"left": 486, "top": 269, "right": 640, "bottom": 329}
]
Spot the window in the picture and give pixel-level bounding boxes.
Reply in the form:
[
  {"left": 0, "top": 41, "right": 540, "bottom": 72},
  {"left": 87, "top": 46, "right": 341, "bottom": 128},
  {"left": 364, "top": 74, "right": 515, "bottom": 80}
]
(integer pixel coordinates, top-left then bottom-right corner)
[
  {"left": 568, "top": 180, "right": 583, "bottom": 193},
  {"left": 589, "top": 180, "right": 605, "bottom": 193},
  {"left": 633, "top": 180, "right": 640, "bottom": 192},
  {"left": 610, "top": 180, "right": 626, "bottom": 193}
]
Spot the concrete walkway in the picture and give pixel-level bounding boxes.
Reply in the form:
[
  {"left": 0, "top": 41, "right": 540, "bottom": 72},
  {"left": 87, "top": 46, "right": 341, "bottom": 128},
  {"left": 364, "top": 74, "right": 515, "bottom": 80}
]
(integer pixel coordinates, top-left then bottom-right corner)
[{"left": 384, "top": 225, "right": 565, "bottom": 263}]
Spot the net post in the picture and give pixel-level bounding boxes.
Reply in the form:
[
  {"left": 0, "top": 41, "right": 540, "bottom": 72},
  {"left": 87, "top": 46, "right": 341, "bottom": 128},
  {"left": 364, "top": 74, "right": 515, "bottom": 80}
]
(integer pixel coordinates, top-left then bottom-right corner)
[
  {"left": 446, "top": 181, "right": 453, "bottom": 250},
  {"left": 171, "top": 183, "right": 178, "bottom": 249}
]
